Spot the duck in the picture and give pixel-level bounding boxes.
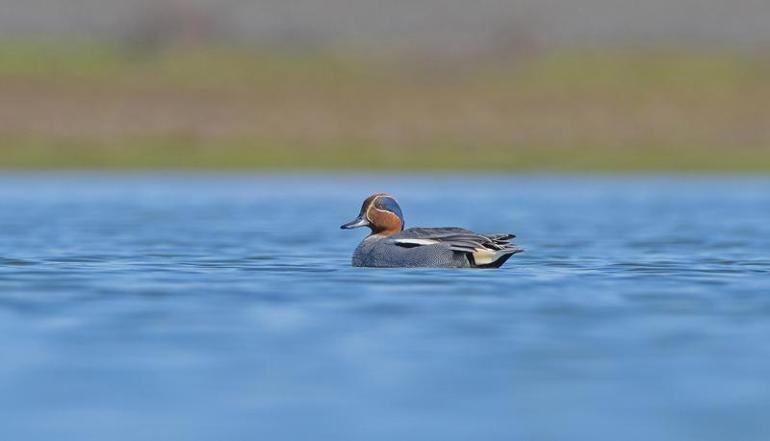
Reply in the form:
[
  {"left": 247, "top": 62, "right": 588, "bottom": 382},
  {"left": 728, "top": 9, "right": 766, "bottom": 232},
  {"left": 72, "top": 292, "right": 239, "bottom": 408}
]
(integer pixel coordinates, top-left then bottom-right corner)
[{"left": 340, "top": 193, "right": 522, "bottom": 268}]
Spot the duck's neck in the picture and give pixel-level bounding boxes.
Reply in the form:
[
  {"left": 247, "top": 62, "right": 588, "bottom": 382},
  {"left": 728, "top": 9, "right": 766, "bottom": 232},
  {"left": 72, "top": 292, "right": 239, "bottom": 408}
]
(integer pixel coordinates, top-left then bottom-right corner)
[
  {"left": 367, "top": 229, "right": 398, "bottom": 241},
  {"left": 370, "top": 225, "right": 400, "bottom": 237}
]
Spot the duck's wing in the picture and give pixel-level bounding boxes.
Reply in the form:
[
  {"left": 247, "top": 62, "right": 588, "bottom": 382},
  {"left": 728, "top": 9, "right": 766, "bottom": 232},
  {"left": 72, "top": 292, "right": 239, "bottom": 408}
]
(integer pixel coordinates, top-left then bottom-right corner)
[{"left": 390, "top": 228, "right": 523, "bottom": 267}]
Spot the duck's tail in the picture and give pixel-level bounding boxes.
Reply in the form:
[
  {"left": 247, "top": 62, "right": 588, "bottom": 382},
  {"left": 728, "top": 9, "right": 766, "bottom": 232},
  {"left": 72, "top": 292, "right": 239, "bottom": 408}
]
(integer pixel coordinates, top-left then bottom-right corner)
[{"left": 469, "top": 245, "right": 524, "bottom": 268}]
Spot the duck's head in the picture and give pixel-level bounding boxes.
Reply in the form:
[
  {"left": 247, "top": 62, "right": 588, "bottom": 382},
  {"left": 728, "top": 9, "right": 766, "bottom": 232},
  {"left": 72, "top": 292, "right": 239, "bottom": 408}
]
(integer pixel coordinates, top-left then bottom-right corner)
[{"left": 340, "top": 193, "right": 404, "bottom": 236}]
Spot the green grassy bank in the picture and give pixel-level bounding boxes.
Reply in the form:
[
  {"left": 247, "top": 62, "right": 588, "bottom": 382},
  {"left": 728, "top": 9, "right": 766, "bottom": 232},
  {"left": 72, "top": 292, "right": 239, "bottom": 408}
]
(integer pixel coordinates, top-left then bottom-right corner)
[
  {"left": 1, "top": 44, "right": 768, "bottom": 172},
  {"left": 3, "top": 139, "right": 769, "bottom": 173}
]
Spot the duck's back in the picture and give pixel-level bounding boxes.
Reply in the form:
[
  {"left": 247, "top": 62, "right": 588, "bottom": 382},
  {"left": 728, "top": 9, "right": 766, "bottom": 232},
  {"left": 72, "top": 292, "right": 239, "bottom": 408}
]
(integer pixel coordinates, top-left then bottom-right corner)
[
  {"left": 353, "top": 231, "right": 471, "bottom": 268},
  {"left": 352, "top": 227, "right": 521, "bottom": 268}
]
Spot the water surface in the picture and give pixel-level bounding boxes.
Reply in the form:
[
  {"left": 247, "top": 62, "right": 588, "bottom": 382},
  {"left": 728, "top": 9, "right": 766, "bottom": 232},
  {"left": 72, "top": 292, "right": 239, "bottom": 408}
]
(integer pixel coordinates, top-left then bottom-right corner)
[{"left": 1, "top": 174, "right": 769, "bottom": 440}]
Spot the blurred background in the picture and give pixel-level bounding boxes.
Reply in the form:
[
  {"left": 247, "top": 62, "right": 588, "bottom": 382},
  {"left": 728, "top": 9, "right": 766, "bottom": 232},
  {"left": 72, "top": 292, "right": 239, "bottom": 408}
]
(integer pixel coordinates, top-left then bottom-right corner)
[
  {"left": 0, "top": 0, "right": 768, "bottom": 172},
  {"left": 3, "top": 4, "right": 770, "bottom": 440}
]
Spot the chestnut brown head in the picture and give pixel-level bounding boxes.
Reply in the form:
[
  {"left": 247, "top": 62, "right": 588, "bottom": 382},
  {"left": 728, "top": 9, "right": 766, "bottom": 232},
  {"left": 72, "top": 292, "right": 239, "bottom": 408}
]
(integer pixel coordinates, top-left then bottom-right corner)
[{"left": 340, "top": 193, "right": 404, "bottom": 236}]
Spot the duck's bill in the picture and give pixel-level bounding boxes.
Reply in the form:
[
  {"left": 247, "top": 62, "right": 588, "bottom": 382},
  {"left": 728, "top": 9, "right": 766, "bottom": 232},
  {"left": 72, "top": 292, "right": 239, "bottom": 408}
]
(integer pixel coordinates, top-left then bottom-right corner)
[{"left": 340, "top": 216, "right": 370, "bottom": 229}]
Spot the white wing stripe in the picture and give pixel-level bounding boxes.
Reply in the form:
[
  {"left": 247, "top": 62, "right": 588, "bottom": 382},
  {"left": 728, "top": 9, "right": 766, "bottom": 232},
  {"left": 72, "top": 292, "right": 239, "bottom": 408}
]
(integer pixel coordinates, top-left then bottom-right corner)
[{"left": 393, "top": 238, "right": 440, "bottom": 246}]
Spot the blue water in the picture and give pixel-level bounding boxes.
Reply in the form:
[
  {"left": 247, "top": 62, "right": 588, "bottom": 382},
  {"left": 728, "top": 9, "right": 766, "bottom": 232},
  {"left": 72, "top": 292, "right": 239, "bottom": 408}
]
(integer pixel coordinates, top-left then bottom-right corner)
[{"left": 1, "top": 174, "right": 769, "bottom": 441}]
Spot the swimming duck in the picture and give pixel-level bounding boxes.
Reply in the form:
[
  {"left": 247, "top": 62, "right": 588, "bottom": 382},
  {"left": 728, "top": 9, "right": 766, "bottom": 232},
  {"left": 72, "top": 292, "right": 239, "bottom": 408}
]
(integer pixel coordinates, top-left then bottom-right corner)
[{"left": 340, "top": 193, "right": 522, "bottom": 268}]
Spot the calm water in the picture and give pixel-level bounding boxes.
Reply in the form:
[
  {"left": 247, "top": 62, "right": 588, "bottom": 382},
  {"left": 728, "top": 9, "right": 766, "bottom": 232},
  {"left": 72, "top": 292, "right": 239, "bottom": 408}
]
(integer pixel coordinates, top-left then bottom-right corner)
[{"left": 1, "top": 174, "right": 769, "bottom": 440}]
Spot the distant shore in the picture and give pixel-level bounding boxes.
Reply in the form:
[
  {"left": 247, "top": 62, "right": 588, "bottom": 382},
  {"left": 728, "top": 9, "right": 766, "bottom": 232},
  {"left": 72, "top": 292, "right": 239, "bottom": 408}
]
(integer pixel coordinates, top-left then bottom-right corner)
[
  {"left": 2, "top": 140, "right": 769, "bottom": 173},
  {"left": 1, "top": 45, "right": 768, "bottom": 172}
]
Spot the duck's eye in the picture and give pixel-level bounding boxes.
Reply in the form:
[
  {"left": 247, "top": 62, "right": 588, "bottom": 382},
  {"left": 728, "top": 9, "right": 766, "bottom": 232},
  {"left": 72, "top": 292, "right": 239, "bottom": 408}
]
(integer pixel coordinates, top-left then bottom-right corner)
[{"left": 375, "top": 197, "right": 403, "bottom": 222}]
